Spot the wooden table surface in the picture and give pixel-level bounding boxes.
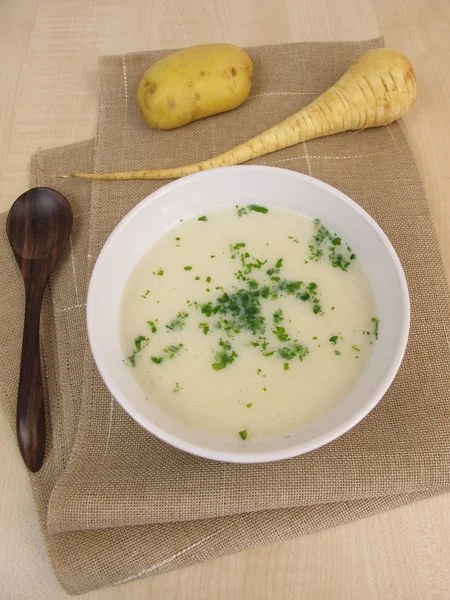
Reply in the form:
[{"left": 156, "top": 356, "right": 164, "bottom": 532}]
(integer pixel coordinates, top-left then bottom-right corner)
[{"left": 1, "top": 1, "right": 449, "bottom": 598}]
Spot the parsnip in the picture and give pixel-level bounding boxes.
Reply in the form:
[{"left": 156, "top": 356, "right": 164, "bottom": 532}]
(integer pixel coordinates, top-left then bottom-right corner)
[{"left": 68, "top": 48, "right": 417, "bottom": 181}]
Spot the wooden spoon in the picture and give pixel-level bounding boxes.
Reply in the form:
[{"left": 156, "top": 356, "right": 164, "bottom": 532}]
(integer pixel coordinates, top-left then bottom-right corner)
[{"left": 6, "top": 188, "right": 73, "bottom": 472}]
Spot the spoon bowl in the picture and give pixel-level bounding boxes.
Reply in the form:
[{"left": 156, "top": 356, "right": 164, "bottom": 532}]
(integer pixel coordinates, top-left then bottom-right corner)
[{"left": 6, "top": 187, "right": 73, "bottom": 472}]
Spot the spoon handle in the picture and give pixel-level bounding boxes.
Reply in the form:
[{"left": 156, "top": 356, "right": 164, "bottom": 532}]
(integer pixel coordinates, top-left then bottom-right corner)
[{"left": 17, "top": 278, "right": 46, "bottom": 473}]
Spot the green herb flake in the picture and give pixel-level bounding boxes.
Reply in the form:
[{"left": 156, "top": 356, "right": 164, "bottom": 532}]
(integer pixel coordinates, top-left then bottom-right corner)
[
  {"left": 151, "top": 356, "right": 163, "bottom": 365},
  {"left": 212, "top": 338, "right": 238, "bottom": 371},
  {"left": 238, "top": 430, "right": 247, "bottom": 440},
  {"left": 198, "top": 216, "right": 208, "bottom": 222},
  {"left": 263, "top": 387, "right": 267, "bottom": 392},
  {"left": 312, "top": 336, "right": 318, "bottom": 340},
  {"left": 309, "top": 219, "right": 354, "bottom": 271},
  {"left": 284, "top": 362, "right": 289, "bottom": 371},
  {"left": 141, "top": 289, "right": 150, "bottom": 299},
  {"left": 206, "top": 276, "right": 211, "bottom": 283},
  {"left": 329, "top": 335, "right": 338, "bottom": 345},
  {"left": 249, "top": 204, "right": 269, "bottom": 214},
  {"left": 371, "top": 317, "right": 380, "bottom": 339},
  {"left": 334, "top": 350, "right": 341, "bottom": 356},
  {"left": 195, "top": 276, "right": 200, "bottom": 280},
  {"left": 246, "top": 403, "right": 253, "bottom": 408},
  {"left": 351, "top": 345, "right": 360, "bottom": 352},
  {"left": 273, "top": 309, "right": 284, "bottom": 324},
  {"left": 156, "top": 269, "right": 164, "bottom": 276},
  {"left": 133, "top": 336, "right": 147, "bottom": 351},
  {"left": 147, "top": 320, "right": 158, "bottom": 334},
  {"left": 127, "top": 335, "right": 149, "bottom": 367},
  {"left": 175, "top": 236, "right": 180, "bottom": 241},
  {"left": 163, "top": 343, "right": 184, "bottom": 359},
  {"left": 275, "top": 258, "right": 283, "bottom": 269},
  {"left": 198, "top": 322, "right": 210, "bottom": 335},
  {"left": 166, "top": 311, "right": 189, "bottom": 331},
  {"left": 272, "top": 326, "right": 290, "bottom": 343},
  {"left": 173, "top": 382, "right": 182, "bottom": 393},
  {"left": 184, "top": 266, "right": 192, "bottom": 271}
]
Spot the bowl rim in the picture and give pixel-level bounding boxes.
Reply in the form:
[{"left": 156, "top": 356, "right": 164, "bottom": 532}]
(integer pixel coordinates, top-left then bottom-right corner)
[{"left": 87, "top": 165, "right": 410, "bottom": 463}]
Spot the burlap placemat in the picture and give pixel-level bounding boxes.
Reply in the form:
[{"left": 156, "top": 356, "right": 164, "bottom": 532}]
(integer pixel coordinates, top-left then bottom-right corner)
[
  {"left": 46, "top": 39, "right": 450, "bottom": 534},
  {"left": 0, "top": 39, "right": 449, "bottom": 595}
]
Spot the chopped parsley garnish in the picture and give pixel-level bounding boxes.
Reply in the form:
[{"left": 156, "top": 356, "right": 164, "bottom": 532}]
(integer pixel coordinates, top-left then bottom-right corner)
[
  {"left": 206, "top": 290, "right": 266, "bottom": 336},
  {"left": 175, "top": 236, "right": 180, "bottom": 241},
  {"left": 371, "top": 317, "right": 380, "bottom": 339},
  {"left": 237, "top": 204, "right": 269, "bottom": 216},
  {"left": 272, "top": 326, "right": 290, "bottom": 343},
  {"left": 329, "top": 335, "right": 338, "bottom": 345},
  {"left": 278, "top": 343, "right": 309, "bottom": 362},
  {"left": 288, "top": 236, "right": 299, "bottom": 244},
  {"left": 198, "top": 215, "right": 208, "bottom": 222},
  {"left": 351, "top": 345, "right": 360, "bottom": 352},
  {"left": 136, "top": 232, "right": 330, "bottom": 375},
  {"left": 147, "top": 320, "right": 158, "bottom": 333},
  {"left": 173, "top": 382, "right": 182, "bottom": 393},
  {"left": 141, "top": 289, "right": 150, "bottom": 299},
  {"left": 163, "top": 343, "right": 184, "bottom": 359},
  {"left": 127, "top": 335, "right": 149, "bottom": 367},
  {"left": 309, "top": 219, "right": 355, "bottom": 271},
  {"left": 329, "top": 248, "right": 351, "bottom": 271},
  {"left": 273, "top": 309, "right": 284, "bottom": 324},
  {"left": 249, "top": 204, "right": 269, "bottom": 214},
  {"left": 334, "top": 350, "right": 341, "bottom": 356},
  {"left": 166, "top": 311, "right": 189, "bottom": 331},
  {"left": 247, "top": 403, "right": 252, "bottom": 408},
  {"left": 156, "top": 269, "right": 164, "bottom": 276},
  {"left": 198, "top": 322, "right": 210, "bottom": 335},
  {"left": 239, "top": 430, "right": 247, "bottom": 440},
  {"left": 212, "top": 338, "right": 238, "bottom": 370}
]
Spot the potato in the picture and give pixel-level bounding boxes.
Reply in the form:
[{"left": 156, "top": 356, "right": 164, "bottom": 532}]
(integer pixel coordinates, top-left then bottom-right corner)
[{"left": 136, "top": 44, "right": 253, "bottom": 130}]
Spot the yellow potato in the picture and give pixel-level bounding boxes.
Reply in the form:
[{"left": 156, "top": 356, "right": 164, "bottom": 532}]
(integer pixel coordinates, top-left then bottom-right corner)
[{"left": 137, "top": 44, "right": 253, "bottom": 129}]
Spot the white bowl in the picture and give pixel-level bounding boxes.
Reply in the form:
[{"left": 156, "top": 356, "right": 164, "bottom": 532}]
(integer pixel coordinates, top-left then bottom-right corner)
[{"left": 87, "top": 166, "right": 410, "bottom": 463}]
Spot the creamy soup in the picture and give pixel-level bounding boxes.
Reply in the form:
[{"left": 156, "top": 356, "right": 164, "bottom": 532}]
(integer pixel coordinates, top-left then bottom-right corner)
[{"left": 120, "top": 206, "right": 379, "bottom": 442}]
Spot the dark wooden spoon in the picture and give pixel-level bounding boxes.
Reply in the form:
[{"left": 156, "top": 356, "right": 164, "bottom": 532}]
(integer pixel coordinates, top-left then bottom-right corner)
[{"left": 6, "top": 188, "right": 73, "bottom": 472}]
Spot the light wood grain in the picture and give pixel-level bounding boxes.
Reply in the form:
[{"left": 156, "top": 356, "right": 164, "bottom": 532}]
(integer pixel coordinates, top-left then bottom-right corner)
[{"left": 1, "top": 1, "right": 449, "bottom": 598}]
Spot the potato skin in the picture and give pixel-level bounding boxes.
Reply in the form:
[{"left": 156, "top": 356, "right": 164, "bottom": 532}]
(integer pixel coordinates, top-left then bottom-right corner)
[{"left": 137, "top": 44, "right": 253, "bottom": 129}]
